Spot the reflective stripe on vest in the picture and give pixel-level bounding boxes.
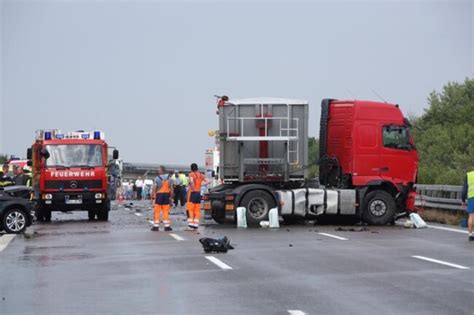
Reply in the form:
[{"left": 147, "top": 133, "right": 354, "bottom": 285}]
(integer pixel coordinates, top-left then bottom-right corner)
[
  {"left": 157, "top": 175, "right": 171, "bottom": 194},
  {"left": 468, "top": 171, "right": 474, "bottom": 199}
]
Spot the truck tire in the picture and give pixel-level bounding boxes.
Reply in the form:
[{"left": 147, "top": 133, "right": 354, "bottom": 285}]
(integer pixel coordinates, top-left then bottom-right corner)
[
  {"left": 362, "top": 190, "right": 396, "bottom": 225},
  {"left": 240, "top": 190, "right": 276, "bottom": 226},
  {"left": 36, "top": 207, "right": 51, "bottom": 222},
  {"left": 97, "top": 201, "right": 110, "bottom": 221},
  {"left": 88, "top": 210, "right": 96, "bottom": 221},
  {"left": 44, "top": 210, "right": 52, "bottom": 222},
  {"left": 36, "top": 208, "right": 45, "bottom": 222},
  {"left": 97, "top": 211, "right": 109, "bottom": 221}
]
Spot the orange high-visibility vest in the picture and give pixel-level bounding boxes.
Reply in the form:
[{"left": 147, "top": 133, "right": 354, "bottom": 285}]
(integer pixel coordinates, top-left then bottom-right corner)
[
  {"left": 157, "top": 175, "right": 171, "bottom": 194},
  {"left": 189, "top": 172, "right": 204, "bottom": 192}
]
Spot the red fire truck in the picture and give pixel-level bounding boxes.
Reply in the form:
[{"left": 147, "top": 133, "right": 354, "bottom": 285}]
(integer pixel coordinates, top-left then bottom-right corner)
[{"left": 27, "top": 130, "right": 119, "bottom": 222}]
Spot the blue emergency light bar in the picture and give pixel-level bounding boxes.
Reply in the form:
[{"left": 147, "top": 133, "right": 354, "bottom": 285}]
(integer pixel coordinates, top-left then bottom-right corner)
[
  {"left": 44, "top": 131, "right": 52, "bottom": 140},
  {"left": 93, "top": 131, "right": 101, "bottom": 140},
  {"left": 82, "top": 133, "right": 90, "bottom": 139},
  {"left": 56, "top": 134, "right": 64, "bottom": 139}
]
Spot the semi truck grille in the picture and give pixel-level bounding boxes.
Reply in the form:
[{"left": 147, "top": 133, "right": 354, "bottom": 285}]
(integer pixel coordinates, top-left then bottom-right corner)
[{"left": 45, "top": 180, "right": 103, "bottom": 190}]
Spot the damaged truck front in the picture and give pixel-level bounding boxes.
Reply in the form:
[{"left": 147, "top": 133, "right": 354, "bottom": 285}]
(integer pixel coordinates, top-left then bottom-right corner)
[{"left": 203, "top": 97, "right": 419, "bottom": 226}]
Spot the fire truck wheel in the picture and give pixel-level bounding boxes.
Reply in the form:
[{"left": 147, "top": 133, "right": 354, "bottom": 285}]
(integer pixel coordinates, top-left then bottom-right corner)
[
  {"left": 88, "top": 210, "right": 96, "bottom": 221},
  {"left": 36, "top": 208, "right": 47, "bottom": 222},
  {"left": 240, "top": 190, "right": 276, "bottom": 226},
  {"left": 36, "top": 210, "right": 45, "bottom": 222},
  {"left": 362, "top": 190, "right": 396, "bottom": 225},
  {"left": 97, "top": 210, "right": 109, "bottom": 221},
  {"left": 44, "top": 210, "right": 52, "bottom": 222}
]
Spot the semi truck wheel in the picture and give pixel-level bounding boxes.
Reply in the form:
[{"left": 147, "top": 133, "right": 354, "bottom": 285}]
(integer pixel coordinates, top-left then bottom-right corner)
[
  {"left": 362, "top": 190, "right": 396, "bottom": 225},
  {"left": 240, "top": 190, "right": 275, "bottom": 226}
]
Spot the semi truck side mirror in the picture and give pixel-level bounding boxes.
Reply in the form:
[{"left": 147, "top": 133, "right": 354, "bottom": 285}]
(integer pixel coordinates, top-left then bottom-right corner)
[
  {"left": 113, "top": 149, "right": 119, "bottom": 160},
  {"left": 27, "top": 160, "right": 33, "bottom": 167},
  {"left": 40, "top": 149, "right": 50, "bottom": 159},
  {"left": 26, "top": 148, "right": 32, "bottom": 160}
]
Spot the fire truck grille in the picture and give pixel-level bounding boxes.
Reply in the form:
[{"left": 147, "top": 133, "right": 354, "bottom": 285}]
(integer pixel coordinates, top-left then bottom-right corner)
[{"left": 45, "top": 180, "right": 103, "bottom": 190}]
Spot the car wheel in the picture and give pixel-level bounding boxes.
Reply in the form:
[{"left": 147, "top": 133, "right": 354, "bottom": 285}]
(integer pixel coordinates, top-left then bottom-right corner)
[{"left": 3, "top": 208, "right": 28, "bottom": 234}]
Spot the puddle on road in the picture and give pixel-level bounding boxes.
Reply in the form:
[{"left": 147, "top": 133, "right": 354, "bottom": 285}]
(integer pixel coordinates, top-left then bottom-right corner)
[
  {"left": 20, "top": 252, "right": 95, "bottom": 266},
  {"left": 23, "top": 245, "right": 81, "bottom": 255},
  {"left": 24, "top": 230, "right": 110, "bottom": 239}
]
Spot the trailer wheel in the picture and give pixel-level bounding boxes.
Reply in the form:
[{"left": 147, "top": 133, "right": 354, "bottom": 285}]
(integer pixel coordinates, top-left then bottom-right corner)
[
  {"left": 240, "top": 190, "right": 275, "bottom": 226},
  {"left": 362, "top": 190, "right": 396, "bottom": 225}
]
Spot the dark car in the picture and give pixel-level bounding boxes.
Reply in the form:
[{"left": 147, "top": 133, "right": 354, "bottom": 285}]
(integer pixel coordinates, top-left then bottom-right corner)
[{"left": 0, "top": 186, "right": 35, "bottom": 234}]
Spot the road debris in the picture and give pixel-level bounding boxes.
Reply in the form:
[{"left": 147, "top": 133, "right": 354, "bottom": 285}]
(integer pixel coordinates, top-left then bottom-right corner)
[
  {"left": 335, "top": 227, "right": 369, "bottom": 232},
  {"left": 199, "top": 236, "right": 234, "bottom": 253}
]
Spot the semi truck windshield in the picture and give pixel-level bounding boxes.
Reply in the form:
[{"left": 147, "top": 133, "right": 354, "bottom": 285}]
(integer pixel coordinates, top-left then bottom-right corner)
[{"left": 45, "top": 144, "right": 103, "bottom": 168}]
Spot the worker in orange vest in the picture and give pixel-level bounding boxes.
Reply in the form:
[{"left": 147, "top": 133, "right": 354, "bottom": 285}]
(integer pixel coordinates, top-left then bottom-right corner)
[
  {"left": 186, "top": 163, "right": 209, "bottom": 230},
  {"left": 151, "top": 166, "right": 173, "bottom": 232}
]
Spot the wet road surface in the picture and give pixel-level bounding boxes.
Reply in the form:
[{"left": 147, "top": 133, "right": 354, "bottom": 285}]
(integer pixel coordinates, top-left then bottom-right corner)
[{"left": 1, "top": 201, "right": 473, "bottom": 314}]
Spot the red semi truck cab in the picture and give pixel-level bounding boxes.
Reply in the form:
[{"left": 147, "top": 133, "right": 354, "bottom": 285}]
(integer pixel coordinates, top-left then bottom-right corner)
[
  {"left": 319, "top": 99, "right": 419, "bottom": 223},
  {"left": 27, "top": 130, "right": 119, "bottom": 222}
]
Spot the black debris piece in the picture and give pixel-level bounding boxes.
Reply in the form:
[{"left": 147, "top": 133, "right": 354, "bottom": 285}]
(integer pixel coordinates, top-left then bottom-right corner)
[
  {"left": 199, "top": 236, "right": 234, "bottom": 253},
  {"left": 335, "top": 226, "right": 369, "bottom": 232},
  {"left": 289, "top": 244, "right": 293, "bottom": 247}
]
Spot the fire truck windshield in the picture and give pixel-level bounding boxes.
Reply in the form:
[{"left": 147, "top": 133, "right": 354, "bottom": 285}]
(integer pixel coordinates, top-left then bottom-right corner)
[{"left": 45, "top": 144, "right": 103, "bottom": 168}]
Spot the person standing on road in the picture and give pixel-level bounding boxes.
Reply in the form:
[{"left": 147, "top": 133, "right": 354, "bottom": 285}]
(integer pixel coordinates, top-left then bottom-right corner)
[
  {"left": 461, "top": 167, "right": 474, "bottom": 241},
  {"left": 135, "top": 176, "right": 144, "bottom": 200},
  {"left": 186, "top": 163, "right": 209, "bottom": 230},
  {"left": 151, "top": 166, "right": 173, "bottom": 232},
  {"left": 171, "top": 170, "right": 185, "bottom": 207},
  {"left": 179, "top": 171, "right": 188, "bottom": 206}
]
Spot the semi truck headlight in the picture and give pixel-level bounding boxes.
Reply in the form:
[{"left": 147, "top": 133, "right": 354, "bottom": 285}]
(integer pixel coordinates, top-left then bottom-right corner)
[
  {"left": 43, "top": 194, "right": 53, "bottom": 200},
  {"left": 95, "top": 193, "right": 104, "bottom": 199}
]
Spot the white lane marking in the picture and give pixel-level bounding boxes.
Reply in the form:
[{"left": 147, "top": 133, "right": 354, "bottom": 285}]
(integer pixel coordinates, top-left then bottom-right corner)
[
  {"left": 205, "top": 256, "right": 233, "bottom": 270},
  {"left": 412, "top": 255, "right": 470, "bottom": 270},
  {"left": 169, "top": 233, "right": 185, "bottom": 241},
  {"left": 427, "top": 224, "right": 468, "bottom": 234},
  {"left": 134, "top": 213, "right": 142, "bottom": 217},
  {"left": 0, "top": 234, "right": 16, "bottom": 253},
  {"left": 318, "top": 233, "right": 348, "bottom": 241},
  {"left": 288, "top": 311, "right": 306, "bottom": 315}
]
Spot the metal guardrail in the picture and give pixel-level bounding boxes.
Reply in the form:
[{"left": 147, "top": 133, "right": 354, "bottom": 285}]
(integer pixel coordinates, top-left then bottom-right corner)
[{"left": 415, "top": 184, "right": 465, "bottom": 211}]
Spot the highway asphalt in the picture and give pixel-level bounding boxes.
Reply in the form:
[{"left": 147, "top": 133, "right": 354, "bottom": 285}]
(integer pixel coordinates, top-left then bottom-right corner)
[{"left": 0, "top": 201, "right": 473, "bottom": 314}]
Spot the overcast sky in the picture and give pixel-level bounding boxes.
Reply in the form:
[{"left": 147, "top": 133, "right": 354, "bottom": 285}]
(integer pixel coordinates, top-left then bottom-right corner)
[{"left": 1, "top": 0, "right": 472, "bottom": 164}]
